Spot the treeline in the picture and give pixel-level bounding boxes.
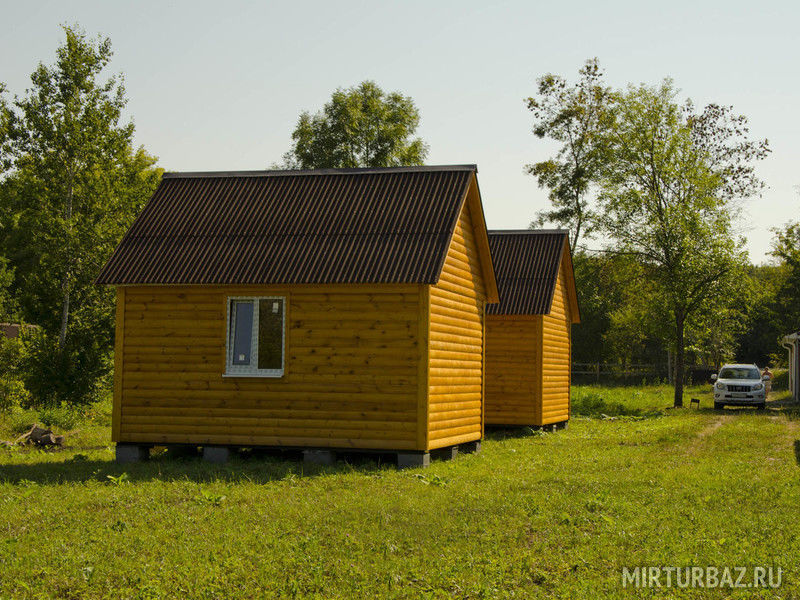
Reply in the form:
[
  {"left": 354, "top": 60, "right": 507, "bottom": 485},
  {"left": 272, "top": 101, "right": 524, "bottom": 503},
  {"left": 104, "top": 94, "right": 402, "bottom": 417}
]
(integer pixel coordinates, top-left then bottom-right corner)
[
  {"left": 527, "top": 60, "right": 800, "bottom": 401},
  {"left": 571, "top": 253, "right": 799, "bottom": 369}
]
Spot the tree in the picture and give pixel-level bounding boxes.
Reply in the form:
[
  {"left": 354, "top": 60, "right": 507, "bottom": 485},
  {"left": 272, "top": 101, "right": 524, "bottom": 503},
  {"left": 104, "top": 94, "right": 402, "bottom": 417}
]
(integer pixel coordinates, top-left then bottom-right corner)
[
  {"left": 525, "top": 59, "right": 614, "bottom": 249},
  {"left": 570, "top": 251, "right": 631, "bottom": 364},
  {"left": 0, "top": 25, "right": 160, "bottom": 405},
  {"left": 282, "top": 80, "right": 428, "bottom": 169},
  {"left": 733, "top": 264, "right": 784, "bottom": 366},
  {"left": 770, "top": 221, "right": 800, "bottom": 330},
  {"left": 598, "top": 80, "right": 768, "bottom": 406}
]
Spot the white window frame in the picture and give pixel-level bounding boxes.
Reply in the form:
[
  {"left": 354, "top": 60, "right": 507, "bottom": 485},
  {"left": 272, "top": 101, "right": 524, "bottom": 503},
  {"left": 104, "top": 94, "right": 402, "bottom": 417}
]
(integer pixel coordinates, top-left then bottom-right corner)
[{"left": 224, "top": 296, "right": 285, "bottom": 378}]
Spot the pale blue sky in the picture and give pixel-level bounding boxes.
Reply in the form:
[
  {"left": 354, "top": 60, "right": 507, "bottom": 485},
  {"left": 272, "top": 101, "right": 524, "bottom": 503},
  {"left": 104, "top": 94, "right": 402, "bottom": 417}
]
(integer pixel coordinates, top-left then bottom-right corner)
[{"left": 2, "top": 0, "right": 798, "bottom": 261}]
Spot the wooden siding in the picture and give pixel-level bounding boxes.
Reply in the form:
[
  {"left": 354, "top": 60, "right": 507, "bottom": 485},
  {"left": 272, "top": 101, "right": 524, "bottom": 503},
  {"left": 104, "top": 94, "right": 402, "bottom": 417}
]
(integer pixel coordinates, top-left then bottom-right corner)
[
  {"left": 484, "top": 253, "right": 573, "bottom": 427},
  {"left": 427, "top": 198, "right": 486, "bottom": 450},
  {"left": 540, "top": 260, "right": 572, "bottom": 424},
  {"left": 484, "top": 316, "right": 541, "bottom": 425},
  {"left": 117, "top": 284, "right": 423, "bottom": 450}
]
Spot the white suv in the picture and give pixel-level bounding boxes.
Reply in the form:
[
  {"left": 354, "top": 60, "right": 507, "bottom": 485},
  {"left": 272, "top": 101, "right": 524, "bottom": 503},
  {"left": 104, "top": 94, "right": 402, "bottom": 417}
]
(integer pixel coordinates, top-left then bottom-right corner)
[{"left": 712, "top": 364, "right": 767, "bottom": 410}]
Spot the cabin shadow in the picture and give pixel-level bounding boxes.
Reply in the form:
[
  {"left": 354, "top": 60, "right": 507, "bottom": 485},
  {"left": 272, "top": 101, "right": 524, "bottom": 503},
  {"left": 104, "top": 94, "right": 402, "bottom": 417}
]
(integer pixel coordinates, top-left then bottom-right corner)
[
  {"left": 0, "top": 447, "right": 398, "bottom": 486},
  {"left": 484, "top": 424, "right": 558, "bottom": 441}
]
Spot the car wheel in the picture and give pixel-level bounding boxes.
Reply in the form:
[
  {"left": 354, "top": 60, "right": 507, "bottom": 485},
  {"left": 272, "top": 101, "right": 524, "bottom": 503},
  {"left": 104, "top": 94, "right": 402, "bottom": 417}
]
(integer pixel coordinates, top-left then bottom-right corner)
[
  {"left": 714, "top": 402, "right": 723, "bottom": 410},
  {"left": 756, "top": 403, "right": 766, "bottom": 410}
]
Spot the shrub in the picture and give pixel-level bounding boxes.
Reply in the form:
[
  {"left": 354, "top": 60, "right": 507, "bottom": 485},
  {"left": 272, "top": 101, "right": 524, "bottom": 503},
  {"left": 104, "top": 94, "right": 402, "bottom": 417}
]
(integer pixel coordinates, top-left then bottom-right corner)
[
  {"left": 0, "top": 377, "right": 31, "bottom": 413},
  {"left": 771, "top": 369, "right": 789, "bottom": 391},
  {"left": 0, "top": 335, "right": 30, "bottom": 413},
  {"left": 571, "top": 389, "right": 641, "bottom": 417},
  {"left": 21, "top": 327, "right": 112, "bottom": 408},
  {"left": 7, "top": 408, "right": 39, "bottom": 434},
  {"left": 38, "top": 405, "right": 83, "bottom": 431}
]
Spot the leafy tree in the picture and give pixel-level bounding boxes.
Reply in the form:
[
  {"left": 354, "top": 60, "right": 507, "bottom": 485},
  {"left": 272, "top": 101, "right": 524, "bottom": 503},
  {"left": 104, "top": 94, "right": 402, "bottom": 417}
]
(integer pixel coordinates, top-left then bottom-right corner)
[
  {"left": 733, "top": 264, "right": 784, "bottom": 366},
  {"left": 525, "top": 59, "right": 614, "bottom": 249},
  {"left": 0, "top": 257, "right": 13, "bottom": 320},
  {"left": 770, "top": 221, "right": 800, "bottom": 332},
  {"left": 571, "top": 251, "right": 631, "bottom": 364},
  {"left": 282, "top": 80, "right": 428, "bottom": 169},
  {"left": 604, "top": 261, "right": 672, "bottom": 369},
  {"left": 0, "top": 25, "right": 160, "bottom": 405},
  {"left": 598, "top": 80, "right": 767, "bottom": 406}
]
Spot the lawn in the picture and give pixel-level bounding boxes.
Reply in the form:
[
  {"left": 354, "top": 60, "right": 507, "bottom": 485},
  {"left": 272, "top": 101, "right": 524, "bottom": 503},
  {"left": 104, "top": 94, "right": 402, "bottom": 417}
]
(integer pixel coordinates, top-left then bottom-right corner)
[{"left": 1, "top": 385, "right": 798, "bottom": 599}]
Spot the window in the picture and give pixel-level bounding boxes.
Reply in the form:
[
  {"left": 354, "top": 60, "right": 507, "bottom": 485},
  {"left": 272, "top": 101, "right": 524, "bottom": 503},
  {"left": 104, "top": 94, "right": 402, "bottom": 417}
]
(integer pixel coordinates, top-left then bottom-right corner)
[
  {"left": 225, "top": 297, "right": 285, "bottom": 377},
  {"left": 718, "top": 367, "right": 760, "bottom": 380}
]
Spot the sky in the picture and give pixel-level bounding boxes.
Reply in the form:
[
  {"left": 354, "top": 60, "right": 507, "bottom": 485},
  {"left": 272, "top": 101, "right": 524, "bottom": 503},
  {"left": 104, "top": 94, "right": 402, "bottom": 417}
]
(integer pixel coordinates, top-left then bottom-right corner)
[{"left": 1, "top": 0, "right": 798, "bottom": 262}]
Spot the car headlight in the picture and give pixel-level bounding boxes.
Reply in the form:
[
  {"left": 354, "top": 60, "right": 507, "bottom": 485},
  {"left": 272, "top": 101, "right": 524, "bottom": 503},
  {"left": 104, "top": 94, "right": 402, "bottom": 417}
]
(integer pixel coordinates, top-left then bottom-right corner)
[
  {"left": 715, "top": 382, "right": 725, "bottom": 390},
  {"left": 752, "top": 383, "right": 763, "bottom": 391}
]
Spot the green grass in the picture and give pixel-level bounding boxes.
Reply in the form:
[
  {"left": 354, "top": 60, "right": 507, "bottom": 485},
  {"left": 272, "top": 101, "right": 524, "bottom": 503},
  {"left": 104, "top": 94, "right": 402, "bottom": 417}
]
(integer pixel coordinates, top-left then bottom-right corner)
[{"left": 1, "top": 387, "right": 799, "bottom": 599}]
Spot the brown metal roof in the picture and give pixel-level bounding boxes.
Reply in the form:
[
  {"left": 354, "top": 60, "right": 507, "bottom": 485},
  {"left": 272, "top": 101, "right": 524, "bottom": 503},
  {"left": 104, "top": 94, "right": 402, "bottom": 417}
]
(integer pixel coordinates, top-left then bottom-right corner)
[
  {"left": 96, "top": 166, "right": 479, "bottom": 285},
  {"left": 486, "top": 230, "right": 571, "bottom": 315}
]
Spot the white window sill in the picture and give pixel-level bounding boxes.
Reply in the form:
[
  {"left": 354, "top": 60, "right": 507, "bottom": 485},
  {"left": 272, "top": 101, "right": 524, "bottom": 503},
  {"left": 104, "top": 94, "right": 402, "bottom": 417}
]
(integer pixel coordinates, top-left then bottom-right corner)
[{"left": 223, "top": 371, "right": 284, "bottom": 379}]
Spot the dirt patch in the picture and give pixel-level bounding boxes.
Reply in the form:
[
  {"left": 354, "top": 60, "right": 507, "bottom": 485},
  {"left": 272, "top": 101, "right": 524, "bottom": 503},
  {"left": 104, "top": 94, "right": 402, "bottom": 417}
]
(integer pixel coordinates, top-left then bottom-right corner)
[{"left": 687, "top": 416, "right": 731, "bottom": 454}]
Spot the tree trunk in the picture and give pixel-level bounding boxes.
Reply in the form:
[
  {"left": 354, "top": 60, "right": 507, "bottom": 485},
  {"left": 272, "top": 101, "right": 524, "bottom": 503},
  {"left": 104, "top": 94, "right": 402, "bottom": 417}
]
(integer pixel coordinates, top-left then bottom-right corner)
[
  {"left": 58, "top": 172, "right": 74, "bottom": 351},
  {"left": 58, "top": 275, "right": 70, "bottom": 350},
  {"left": 673, "top": 314, "right": 685, "bottom": 408}
]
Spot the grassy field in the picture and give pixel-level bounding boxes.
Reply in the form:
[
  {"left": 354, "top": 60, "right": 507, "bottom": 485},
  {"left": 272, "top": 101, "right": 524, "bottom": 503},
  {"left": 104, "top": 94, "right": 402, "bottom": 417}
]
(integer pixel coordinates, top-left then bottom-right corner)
[{"left": 1, "top": 385, "right": 798, "bottom": 599}]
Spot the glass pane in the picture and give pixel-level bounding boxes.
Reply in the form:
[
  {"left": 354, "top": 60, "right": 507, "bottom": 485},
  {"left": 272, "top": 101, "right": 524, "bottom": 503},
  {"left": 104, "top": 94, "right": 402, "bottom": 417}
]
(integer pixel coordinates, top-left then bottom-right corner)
[
  {"left": 258, "top": 299, "right": 284, "bottom": 370},
  {"left": 231, "top": 301, "right": 254, "bottom": 365}
]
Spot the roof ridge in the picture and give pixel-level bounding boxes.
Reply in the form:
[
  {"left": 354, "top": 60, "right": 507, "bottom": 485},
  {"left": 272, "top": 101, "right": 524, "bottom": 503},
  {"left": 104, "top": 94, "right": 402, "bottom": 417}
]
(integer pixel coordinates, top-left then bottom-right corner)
[
  {"left": 162, "top": 165, "right": 478, "bottom": 179},
  {"left": 123, "top": 231, "right": 453, "bottom": 240}
]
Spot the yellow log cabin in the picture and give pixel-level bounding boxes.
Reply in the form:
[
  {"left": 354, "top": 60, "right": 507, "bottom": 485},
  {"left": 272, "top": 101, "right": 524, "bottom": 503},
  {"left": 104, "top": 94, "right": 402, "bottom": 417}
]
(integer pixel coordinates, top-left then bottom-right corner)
[
  {"left": 96, "top": 165, "right": 498, "bottom": 467},
  {"left": 484, "top": 231, "right": 580, "bottom": 429}
]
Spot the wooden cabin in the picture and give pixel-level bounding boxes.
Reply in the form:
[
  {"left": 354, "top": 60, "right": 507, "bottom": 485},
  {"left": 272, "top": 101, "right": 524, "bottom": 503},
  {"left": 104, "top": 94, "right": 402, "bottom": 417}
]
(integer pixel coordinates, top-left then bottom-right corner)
[
  {"left": 96, "top": 165, "right": 498, "bottom": 466},
  {"left": 484, "top": 230, "right": 580, "bottom": 428}
]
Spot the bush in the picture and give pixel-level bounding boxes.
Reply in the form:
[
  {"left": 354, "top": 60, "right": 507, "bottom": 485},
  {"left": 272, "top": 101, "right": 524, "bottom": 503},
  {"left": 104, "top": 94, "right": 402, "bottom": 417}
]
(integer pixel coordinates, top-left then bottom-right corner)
[
  {"left": 0, "top": 377, "right": 31, "bottom": 413},
  {"left": 6, "top": 408, "right": 39, "bottom": 434},
  {"left": 21, "top": 328, "right": 112, "bottom": 408},
  {"left": 771, "top": 369, "right": 789, "bottom": 391},
  {"left": 571, "top": 388, "right": 645, "bottom": 417},
  {"left": 0, "top": 335, "right": 30, "bottom": 413},
  {"left": 38, "top": 405, "right": 83, "bottom": 430}
]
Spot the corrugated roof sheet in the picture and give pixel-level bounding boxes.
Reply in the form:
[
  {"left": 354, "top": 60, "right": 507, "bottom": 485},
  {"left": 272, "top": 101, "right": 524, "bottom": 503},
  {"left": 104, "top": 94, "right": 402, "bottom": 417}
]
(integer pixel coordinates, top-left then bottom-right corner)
[
  {"left": 96, "top": 166, "right": 477, "bottom": 285},
  {"left": 486, "top": 230, "right": 568, "bottom": 315}
]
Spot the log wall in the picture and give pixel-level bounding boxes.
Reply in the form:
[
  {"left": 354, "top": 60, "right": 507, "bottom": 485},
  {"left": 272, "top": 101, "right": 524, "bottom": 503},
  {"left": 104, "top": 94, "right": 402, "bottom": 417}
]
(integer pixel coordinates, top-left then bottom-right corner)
[
  {"left": 540, "top": 263, "right": 572, "bottom": 424},
  {"left": 427, "top": 199, "right": 486, "bottom": 450},
  {"left": 114, "top": 284, "right": 423, "bottom": 450}
]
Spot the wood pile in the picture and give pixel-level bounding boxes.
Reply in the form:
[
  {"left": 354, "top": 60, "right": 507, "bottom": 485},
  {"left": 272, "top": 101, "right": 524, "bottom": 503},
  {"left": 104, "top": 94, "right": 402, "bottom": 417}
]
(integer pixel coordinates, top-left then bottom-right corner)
[{"left": 11, "top": 425, "right": 64, "bottom": 447}]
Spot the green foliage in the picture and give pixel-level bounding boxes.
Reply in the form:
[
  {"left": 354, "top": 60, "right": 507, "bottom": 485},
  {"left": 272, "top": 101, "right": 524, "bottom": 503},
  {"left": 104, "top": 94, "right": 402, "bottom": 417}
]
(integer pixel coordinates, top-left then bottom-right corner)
[
  {"left": 569, "top": 388, "right": 636, "bottom": 417},
  {"left": 38, "top": 404, "right": 83, "bottom": 430},
  {"left": 5, "top": 407, "right": 39, "bottom": 434},
  {"left": 0, "top": 267, "right": 30, "bottom": 411},
  {"left": 734, "top": 264, "right": 785, "bottom": 365},
  {"left": 0, "top": 25, "right": 160, "bottom": 407},
  {"left": 21, "top": 326, "right": 111, "bottom": 407},
  {"left": 526, "top": 58, "right": 614, "bottom": 248},
  {"left": 0, "top": 376, "right": 29, "bottom": 413},
  {"left": 598, "top": 80, "right": 765, "bottom": 405},
  {"left": 0, "top": 257, "right": 14, "bottom": 318},
  {"left": 194, "top": 488, "right": 227, "bottom": 506},
  {"left": 571, "top": 251, "right": 665, "bottom": 364},
  {"left": 531, "top": 63, "right": 773, "bottom": 378},
  {"left": 770, "top": 220, "right": 800, "bottom": 330},
  {"left": 282, "top": 80, "right": 429, "bottom": 169}
]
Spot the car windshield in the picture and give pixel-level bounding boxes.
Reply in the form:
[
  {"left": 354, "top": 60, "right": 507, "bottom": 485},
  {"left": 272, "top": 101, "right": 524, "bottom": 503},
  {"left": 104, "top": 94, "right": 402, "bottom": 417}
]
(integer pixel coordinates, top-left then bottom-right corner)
[{"left": 719, "top": 367, "right": 760, "bottom": 380}]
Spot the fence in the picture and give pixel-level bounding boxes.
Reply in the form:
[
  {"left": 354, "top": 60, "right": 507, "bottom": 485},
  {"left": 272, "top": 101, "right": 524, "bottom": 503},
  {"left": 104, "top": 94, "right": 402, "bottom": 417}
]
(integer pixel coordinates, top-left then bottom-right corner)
[{"left": 571, "top": 363, "right": 716, "bottom": 386}]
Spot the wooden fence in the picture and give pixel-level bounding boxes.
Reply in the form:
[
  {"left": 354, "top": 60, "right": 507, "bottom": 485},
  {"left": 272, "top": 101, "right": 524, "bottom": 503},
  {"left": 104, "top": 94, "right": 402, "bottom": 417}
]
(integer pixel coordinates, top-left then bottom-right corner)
[
  {"left": 571, "top": 363, "right": 716, "bottom": 385},
  {"left": 571, "top": 362, "right": 668, "bottom": 385}
]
